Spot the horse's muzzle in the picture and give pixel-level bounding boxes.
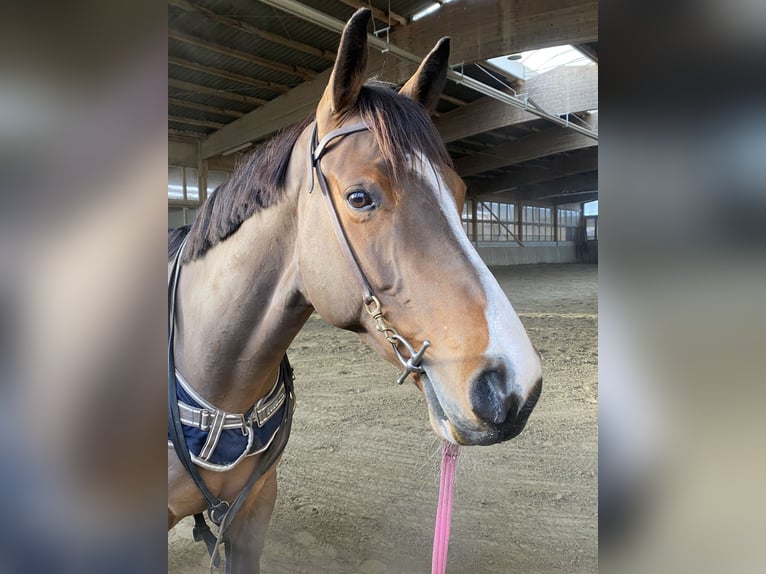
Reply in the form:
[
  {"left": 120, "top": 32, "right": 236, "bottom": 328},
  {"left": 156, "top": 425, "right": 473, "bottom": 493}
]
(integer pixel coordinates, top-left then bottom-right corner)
[
  {"left": 459, "top": 377, "right": 542, "bottom": 445},
  {"left": 422, "top": 371, "right": 542, "bottom": 446}
]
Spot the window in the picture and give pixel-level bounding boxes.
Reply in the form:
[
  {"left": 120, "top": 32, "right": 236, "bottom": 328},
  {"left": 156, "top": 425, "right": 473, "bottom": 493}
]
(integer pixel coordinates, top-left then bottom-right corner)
[
  {"left": 186, "top": 168, "right": 199, "bottom": 201},
  {"left": 207, "top": 170, "right": 229, "bottom": 195},
  {"left": 469, "top": 201, "right": 517, "bottom": 242},
  {"left": 169, "top": 166, "right": 232, "bottom": 228},
  {"left": 485, "top": 44, "right": 595, "bottom": 82},
  {"left": 168, "top": 166, "right": 184, "bottom": 200},
  {"left": 557, "top": 207, "right": 581, "bottom": 241},
  {"left": 461, "top": 200, "right": 472, "bottom": 235},
  {"left": 462, "top": 201, "right": 576, "bottom": 243},
  {"left": 523, "top": 205, "right": 554, "bottom": 241},
  {"left": 168, "top": 166, "right": 231, "bottom": 201},
  {"left": 585, "top": 216, "right": 598, "bottom": 240}
]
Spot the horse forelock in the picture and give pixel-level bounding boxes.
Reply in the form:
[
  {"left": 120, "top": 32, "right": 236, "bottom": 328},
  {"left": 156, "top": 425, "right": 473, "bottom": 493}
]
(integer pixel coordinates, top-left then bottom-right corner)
[
  {"left": 179, "top": 81, "right": 451, "bottom": 264},
  {"left": 354, "top": 82, "right": 453, "bottom": 189}
]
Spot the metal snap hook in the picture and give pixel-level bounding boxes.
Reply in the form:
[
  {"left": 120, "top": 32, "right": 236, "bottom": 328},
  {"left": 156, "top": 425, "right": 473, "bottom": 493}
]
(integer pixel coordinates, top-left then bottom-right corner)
[{"left": 365, "top": 296, "right": 432, "bottom": 384}]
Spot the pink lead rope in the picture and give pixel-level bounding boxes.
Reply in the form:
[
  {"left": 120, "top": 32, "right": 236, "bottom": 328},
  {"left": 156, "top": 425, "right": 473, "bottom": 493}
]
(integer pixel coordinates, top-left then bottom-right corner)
[{"left": 432, "top": 442, "right": 460, "bottom": 574}]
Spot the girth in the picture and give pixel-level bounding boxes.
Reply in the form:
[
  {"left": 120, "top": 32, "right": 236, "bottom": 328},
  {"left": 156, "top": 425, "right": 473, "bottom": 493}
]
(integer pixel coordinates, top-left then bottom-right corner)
[
  {"left": 177, "top": 368, "right": 286, "bottom": 432},
  {"left": 169, "top": 364, "right": 289, "bottom": 471}
]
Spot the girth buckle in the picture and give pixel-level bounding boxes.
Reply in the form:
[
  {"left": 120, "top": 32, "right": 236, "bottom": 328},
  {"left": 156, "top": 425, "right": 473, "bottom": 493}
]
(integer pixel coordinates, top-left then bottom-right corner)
[
  {"left": 208, "top": 500, "right": 230, "bottom": 525},
  {"left": 198, "top": 409, "right": 212, "bottom": 430}
]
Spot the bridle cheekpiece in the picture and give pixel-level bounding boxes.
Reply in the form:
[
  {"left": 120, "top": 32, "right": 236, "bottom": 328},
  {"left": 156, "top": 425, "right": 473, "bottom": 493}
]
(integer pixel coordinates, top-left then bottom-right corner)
[{"left": 308, "top": 121, "right": 431, "bottom": 385}]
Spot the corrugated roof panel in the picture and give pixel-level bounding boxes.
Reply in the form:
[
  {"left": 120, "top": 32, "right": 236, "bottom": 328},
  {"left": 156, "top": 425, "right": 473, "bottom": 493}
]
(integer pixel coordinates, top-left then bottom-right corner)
[
  {"left": 170, "top": 5, "right": 333, "bottom": 72},
  {"left": 387, "top": 0, "right": 435, "bottom": 19},
  {"left": 169, "top": 39, "right": 306, "bottom": 88},
  {"left": 167, "top": 103, "right": 235, "bottom": 125},
  {"left": 168, "top": 87, "right": 259, "bottom": 114},
  {"left": 169, "top": 64, "right": 279, "bottom": 102},
  {"left": 281, "top": 0, "right": 355, "bottom": 24},
  {"left": 169, "top": 0, "right": 524, "bottom": 150},
  {"left": 189, "top": 1, "right": 342, "bottom": 54},
  {"left": 168, "top": 119, "right": 213, "bottom": 134},
  {"left": 305, "top": 0, "right": 437, "bottom": 26}
]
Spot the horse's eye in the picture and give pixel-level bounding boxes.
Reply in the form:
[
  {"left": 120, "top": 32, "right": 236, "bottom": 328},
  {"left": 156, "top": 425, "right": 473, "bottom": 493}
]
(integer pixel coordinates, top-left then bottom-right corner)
[{"left": 346, "top": 189, "right": 375, "bottom": 211}]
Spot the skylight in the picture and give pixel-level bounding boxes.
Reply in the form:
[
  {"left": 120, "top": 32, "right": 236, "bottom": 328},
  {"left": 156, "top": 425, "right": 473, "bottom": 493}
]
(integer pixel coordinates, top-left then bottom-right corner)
[{"left": 486, "top": 45, "right": 594, "bottom": 82}]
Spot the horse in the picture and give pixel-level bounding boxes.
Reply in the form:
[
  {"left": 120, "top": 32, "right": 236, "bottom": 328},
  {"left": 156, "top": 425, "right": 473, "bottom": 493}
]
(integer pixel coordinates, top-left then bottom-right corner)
[{"left": 168, "top": 9, "right": 543, "bottom": 573}]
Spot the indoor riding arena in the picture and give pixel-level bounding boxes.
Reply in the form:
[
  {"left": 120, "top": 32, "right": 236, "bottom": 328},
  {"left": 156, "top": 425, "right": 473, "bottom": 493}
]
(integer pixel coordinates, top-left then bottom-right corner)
[{"left": 168, "top": 1, "right": 598, "bottom": 572}]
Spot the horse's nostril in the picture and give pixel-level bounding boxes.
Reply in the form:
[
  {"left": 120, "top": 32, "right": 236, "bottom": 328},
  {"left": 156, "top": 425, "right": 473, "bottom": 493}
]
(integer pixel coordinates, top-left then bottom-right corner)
[{"left": 470, "top": 367, "right": 519, "bottom": 426}]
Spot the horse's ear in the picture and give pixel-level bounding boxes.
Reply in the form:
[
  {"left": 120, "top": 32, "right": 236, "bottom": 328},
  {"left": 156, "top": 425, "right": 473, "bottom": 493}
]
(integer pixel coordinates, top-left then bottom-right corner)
[
  {"left": 320, "top": 8, "right": 371, "bottom": 115},
  {"left": 399, "top": 37, "right": 451, "bottom": 112}
]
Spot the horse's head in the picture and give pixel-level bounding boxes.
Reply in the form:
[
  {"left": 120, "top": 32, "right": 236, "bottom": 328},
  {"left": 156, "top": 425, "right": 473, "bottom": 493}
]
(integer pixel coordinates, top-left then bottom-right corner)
[{"left": 296, "top": 9, "right": 542, "bottom": 446}]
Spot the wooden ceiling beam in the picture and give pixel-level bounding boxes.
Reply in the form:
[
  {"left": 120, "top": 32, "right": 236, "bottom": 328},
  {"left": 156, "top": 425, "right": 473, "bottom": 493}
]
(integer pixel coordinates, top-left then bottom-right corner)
[
  {"left": 479, "top": 173, "right": 598, "bottom": 204},
  {"left": 518, "top": 172, "right": 598, "bottom": 197},
  {"left": 169, "top": 0, "right": 336, "bottom": 62},
  {"left": 202, "top": 0, "right": 598, "bottom": 158},
  {"left": 169, "top": 56, "right": 289, "bottom": 94},
  {"left": 202, "top": 68, "right": 331, "bottom": 158},
  {"left": 169, "top": 139, "right": 237, "bottom": 171},
  {"left": 169, "top": 115, "right": 225, "bottom": 129},
  {"left": 168, "top": 97, "right": 245, "bottom": 119},
  {"left": 455, "top": 126, "right": 598, "bottom": 177},
  {"left": 335, "top": 0, "right": 408, "bottom": 27},
  {"left": 574, "top": 43, "right": 598, "bottom": 63},
  {"left": 519, "top": 173, "right": 598, "bottom": 202},
  {"left": 482, "top": 131, "right": 516, "bottom": 142},
  {"left": 367, "top": 0, "right": 598, "bottom": 83},
  {"left": 169, "top": 29, "right": 315, "bottom": 81},
  {"left": 548, "top": 190, "right": 599, "bottom": 205},
  {"left": 169, "top": 78, "right": 266, "bottom": 107},
  {"left": 468, "top": 148, "right": 598, "bottom": 194},
  {"left": 169, "top": 128, "right": 203, "bottom": 140},
  {"left": 439, "top": 93, "right": 467, "bottom": 107},
  {"left": 436, "top": 67, "right": 598, "bottom": 143}
]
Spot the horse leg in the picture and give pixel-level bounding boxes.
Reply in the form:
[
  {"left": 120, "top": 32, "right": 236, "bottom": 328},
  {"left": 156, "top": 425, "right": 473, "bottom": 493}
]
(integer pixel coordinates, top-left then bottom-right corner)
[
  {"left": 168, "top": 508, "right": 177, "bottom": 530},
  {"left": 225, "top": 467, "right": 278, "bottom": 574},
  {"left": 168, "top": 451, "right": 207, "bottom": 531}
]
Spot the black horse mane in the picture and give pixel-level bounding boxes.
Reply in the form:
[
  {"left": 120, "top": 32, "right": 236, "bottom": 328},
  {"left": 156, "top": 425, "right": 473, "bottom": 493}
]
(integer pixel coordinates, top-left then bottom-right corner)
[
  {"left": 168, "top": 226, "right": 190, "bottom": 261},
  {"left": 173, "top": 82, "right": 452, "bottom": 264}
]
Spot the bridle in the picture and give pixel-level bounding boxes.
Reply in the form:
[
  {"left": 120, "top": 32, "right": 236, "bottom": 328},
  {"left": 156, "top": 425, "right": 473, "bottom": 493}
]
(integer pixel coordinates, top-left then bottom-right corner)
[{"left": 307, "top": 121, "right": 431, "bottom": 385}]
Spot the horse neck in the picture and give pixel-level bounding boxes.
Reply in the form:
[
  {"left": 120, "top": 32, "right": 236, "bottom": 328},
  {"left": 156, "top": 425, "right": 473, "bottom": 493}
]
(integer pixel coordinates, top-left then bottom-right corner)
[{"left": 174, "top": 193, "right": 311, "bottom": 413}]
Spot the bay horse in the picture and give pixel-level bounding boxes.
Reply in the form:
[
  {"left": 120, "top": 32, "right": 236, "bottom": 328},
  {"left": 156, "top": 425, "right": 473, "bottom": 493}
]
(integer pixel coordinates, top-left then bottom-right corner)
[{"left": 168, "top": 9, "right": 542, "bottom": 573}]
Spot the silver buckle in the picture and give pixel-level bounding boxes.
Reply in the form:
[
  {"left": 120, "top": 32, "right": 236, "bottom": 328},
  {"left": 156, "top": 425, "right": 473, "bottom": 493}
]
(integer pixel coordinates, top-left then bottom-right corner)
[
  {"left": 198, "top": 409, "right": 212, "bottom": 430},
  {"left": 251, "top": 386, "right": 286, "bottom": 427}
]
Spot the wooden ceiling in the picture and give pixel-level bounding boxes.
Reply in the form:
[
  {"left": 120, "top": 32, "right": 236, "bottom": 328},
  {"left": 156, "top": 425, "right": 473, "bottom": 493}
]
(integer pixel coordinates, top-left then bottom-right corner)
[{"left": 169, "top": 0, "right": 598, "bottom": 206}]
